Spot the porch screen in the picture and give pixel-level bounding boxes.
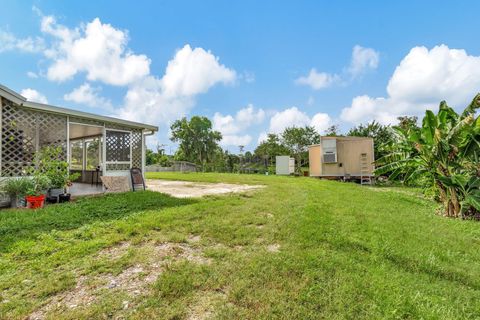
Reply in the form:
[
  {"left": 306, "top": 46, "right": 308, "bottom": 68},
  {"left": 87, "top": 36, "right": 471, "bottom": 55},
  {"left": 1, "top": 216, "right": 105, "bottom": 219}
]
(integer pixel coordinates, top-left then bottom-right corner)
[
  {"left": 1, "top": 98, "right": 67, "bottom": 176},
  {"left": 105, "top": 129, "right": 131, "bottom": 171}
]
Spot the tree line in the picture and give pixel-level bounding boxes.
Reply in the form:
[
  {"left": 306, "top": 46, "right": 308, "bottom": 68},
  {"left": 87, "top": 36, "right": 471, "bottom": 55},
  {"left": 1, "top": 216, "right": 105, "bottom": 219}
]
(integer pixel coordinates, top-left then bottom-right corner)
[{"left": 146, "top": 114, "right": 418, "bottom": 174}]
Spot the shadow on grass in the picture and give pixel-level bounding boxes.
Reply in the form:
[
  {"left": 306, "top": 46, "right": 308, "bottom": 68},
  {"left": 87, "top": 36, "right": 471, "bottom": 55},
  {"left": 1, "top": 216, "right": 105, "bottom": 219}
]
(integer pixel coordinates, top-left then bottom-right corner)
[
  {"left": 0, "top": 191, "right": 196, "bottom": 254},
  {"left": 323, "top": 237, "right": 480, "bottom": 290}
]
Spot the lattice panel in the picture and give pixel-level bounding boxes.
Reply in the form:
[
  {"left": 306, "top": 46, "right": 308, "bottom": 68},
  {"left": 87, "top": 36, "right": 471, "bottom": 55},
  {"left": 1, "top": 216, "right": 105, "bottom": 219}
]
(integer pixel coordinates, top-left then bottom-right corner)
[
  {"left": 131, "top": 130, "right": 142, "bottom": 169},
  {"left": 1, "top": 99, "right": 67, "bottom": 176},
  {"left": 106, "top": 130, "right": 131, "bottom": 162},
  {"left": 106, "top": 163, "right": 130, "bottom": 171},
  {"left": 38, "top": 112, "right": 67, "bottom": 159},
  {"left": 2, "top": 101, "right": 36, "bottom": 176}
]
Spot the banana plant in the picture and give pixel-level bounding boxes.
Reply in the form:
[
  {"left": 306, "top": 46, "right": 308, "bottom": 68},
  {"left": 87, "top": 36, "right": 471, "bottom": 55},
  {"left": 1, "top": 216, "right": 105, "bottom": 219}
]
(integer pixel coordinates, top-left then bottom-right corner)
[{"left": 375, "top": 94, "right": 480, "bottom": 218}]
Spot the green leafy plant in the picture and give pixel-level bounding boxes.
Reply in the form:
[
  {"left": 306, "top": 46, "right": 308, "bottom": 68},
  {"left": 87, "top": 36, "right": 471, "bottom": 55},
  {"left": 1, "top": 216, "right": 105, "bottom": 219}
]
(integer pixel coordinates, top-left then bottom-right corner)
[
  {"left": 25, "top": 174, "right": 50, "bottom": 197},
  {"left": 32, "top": 146, "right": 80, "bottom": 191},
  {"left": 1, "top": 177, "right": 32, "bottom": 207},
  {"left": 376, "top": 94, "right": 480, "bottom": 218}
]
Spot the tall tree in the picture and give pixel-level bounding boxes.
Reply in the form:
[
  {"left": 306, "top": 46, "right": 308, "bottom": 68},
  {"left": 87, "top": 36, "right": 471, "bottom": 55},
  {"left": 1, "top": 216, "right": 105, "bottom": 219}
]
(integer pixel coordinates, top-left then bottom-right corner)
[
  {"left": 397, "top": 116, "right": 419, "bottom": 131},
  {"left": 347, "top": 121, "right": 393, "bottom": 160},
  {"left": 282, "top": 126, "right": 320, "bottom": 173},
  {"left": 170, "top": 116, "right": 222, "bottom": 171},
  {"left": 254, "top": 133, "right": 289, "bottom": 168},
  {"left": 324, "top": 125, "right": 341, "bottom": 136}
]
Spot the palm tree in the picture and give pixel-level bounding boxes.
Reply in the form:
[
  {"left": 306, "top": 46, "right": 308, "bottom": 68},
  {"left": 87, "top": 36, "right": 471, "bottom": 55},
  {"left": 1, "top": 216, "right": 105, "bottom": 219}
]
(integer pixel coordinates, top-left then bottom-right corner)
[{"left": 375, "top": 94, "right": 480, "bottom": 218}]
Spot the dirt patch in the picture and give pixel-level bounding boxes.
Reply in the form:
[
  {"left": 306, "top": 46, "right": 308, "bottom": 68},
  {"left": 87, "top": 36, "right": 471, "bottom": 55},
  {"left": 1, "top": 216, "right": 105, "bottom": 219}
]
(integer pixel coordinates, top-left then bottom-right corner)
[
  {"left": 266, "top": 244, "right": 281, "bottom": 253},
  {"left": 29, "top": 241, "right": 210, "bottom": 320},
  {"left": 146, "top": 179, "right": 264, "bottom": 198},
  {"left": 186, "top": 290, "right": 227, "bottom": 320}
]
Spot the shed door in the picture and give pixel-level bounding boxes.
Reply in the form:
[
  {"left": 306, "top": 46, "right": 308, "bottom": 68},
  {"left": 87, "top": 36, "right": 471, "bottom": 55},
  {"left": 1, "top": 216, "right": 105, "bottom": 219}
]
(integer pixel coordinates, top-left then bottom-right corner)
[{"left": 105, "top": 129, "right": 132, "bottom": 171}]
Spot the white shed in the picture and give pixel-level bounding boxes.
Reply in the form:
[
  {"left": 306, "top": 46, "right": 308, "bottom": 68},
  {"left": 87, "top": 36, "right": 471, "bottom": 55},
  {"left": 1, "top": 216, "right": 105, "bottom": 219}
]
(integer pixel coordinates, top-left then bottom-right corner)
[{"left": 276, "top": 156, "right": 295, "bottom": 175}]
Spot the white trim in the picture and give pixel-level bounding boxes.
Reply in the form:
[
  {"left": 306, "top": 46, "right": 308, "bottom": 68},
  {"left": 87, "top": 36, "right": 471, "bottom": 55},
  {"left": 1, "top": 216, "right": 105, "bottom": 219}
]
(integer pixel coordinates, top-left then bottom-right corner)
[
  {"left": 0, "top": 83, "right": 158, "bottom": 131},
  {"left": 102, "top": 125, "right": 107, "bottom": 174},
  {"left": 68, "top": 121, "right": 104, "bottom": 128},
  {"left": 106, "top": 128, "right": 131, "bottom": 133},
  {"left": 141, "top": 130, "right": 145, "bottom": 178},
  {"left": 66, "top": 116, "right": 70, "bottom": 171},
  {"left": 129, "top": 131, "right": 132, "bottom": 169},
  {"left": 0, "top": 84, "right": 26, "bottom": 105}
]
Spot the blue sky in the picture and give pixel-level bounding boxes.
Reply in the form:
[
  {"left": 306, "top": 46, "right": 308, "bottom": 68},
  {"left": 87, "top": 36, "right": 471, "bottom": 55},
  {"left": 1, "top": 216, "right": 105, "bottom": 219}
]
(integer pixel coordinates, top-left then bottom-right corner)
[{"left": 1, "top": 1, "right": 480, "bottom": 152}]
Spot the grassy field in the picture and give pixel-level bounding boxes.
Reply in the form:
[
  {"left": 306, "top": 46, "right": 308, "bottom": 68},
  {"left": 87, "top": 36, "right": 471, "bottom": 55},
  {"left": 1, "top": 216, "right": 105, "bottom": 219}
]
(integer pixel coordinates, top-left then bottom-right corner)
[{"left": 1, "top": 173, "right": 480, "bottom": 319}]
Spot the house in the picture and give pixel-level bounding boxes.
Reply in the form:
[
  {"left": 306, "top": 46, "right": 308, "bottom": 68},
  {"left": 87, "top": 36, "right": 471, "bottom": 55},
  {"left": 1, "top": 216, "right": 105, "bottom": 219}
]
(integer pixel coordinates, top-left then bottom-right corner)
[
  {"left": 308, "top": 136, "right": 374, "bottom": 183},
  {"left": 0, "top": 84, "right": 158, "bottom": 194}
]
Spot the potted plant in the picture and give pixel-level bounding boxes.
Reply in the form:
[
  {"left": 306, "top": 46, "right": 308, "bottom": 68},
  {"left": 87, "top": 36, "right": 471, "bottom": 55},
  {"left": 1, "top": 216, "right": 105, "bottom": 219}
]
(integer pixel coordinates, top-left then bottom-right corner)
[
  {"left": 25, "top": 174, "right": 50, "bottom": 209},
  {"left": 1, "top": 177, "right": 31, "bottom": 208},
  {"left": 33, "top": 146, "right": 80, "bottom": 202}
]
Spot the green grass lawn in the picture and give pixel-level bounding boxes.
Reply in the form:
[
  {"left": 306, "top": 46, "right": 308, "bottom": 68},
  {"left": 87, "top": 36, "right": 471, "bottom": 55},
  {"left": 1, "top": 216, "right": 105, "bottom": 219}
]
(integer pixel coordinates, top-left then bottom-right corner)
[{"left": 1, "top": 173, "right": 480, "bottom": 319}]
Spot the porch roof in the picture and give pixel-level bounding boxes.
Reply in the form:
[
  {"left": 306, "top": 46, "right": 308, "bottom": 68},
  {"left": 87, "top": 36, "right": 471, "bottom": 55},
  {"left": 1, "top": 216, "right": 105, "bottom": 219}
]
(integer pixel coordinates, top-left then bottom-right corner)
[{"left": 0, "top": 84, "right": 158, "bottom": 132}]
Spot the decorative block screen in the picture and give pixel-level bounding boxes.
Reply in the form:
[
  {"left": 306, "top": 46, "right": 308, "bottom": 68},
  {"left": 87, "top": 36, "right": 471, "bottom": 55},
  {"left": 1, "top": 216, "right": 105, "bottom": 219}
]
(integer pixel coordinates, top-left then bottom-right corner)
[
  {"left": 131, "top": 130, "right": 142, "bottom": 169},
  {"left": 106, "top": 130, "right": 131, "bottom": 162},
  {"left": 1, "top": 98, "right": 67, "bottom": 176}
]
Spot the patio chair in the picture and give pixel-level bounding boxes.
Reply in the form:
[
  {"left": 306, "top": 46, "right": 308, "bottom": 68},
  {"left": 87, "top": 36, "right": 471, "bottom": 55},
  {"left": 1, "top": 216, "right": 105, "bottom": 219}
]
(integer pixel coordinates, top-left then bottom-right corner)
[{"left": 130, "top": 167, "right": 146, "bottom": 191}]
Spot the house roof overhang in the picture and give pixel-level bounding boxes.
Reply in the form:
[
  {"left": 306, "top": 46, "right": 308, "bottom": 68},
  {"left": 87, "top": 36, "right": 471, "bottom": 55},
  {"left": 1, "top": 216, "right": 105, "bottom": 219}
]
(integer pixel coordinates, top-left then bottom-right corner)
[{"left": 0, "top": 84, "right": 158, "bottom": 132}]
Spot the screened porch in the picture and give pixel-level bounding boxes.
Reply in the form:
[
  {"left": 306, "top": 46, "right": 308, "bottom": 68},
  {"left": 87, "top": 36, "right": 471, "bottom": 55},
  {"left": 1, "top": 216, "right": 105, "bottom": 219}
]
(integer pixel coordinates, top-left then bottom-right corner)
[{"left": 0, "top": 86, "right": 157, "bottom": 196}]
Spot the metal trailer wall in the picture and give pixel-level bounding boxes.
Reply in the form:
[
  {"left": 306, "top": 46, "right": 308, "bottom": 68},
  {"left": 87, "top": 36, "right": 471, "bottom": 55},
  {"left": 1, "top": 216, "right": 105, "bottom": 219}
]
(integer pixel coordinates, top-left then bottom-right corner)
[{"left": 308, "top": 136, "right": 374, "bottom": 178}]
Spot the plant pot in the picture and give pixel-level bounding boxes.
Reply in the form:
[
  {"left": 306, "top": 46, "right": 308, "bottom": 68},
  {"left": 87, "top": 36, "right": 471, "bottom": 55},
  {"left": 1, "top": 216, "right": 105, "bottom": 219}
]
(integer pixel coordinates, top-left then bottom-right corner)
[
  {"left": 0, "top": 192, "right": 12, "bottom": 208},
  {"left": 9, "top": 196, "right": 23, "bottom": 208},
  {"left": 49, "top": 188, "right": 64, "bottom": 198},
  {"left": 58, "top": 193, "right": 71, "bottom": 203},
  {"left": 26, "top": 195, "right": 45, "bottom": 209},
  {"left": 46, "top": 196, "right": 58, "bottom": 204}
]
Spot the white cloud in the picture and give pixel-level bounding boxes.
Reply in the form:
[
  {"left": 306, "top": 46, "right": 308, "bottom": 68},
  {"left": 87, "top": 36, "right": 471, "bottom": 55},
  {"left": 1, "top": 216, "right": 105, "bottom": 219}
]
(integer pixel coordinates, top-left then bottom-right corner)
[
  {"left": 0, "top": 30, "right": 45, "bottom": 53},
  {"left": 297, "top": 45, "right": 379, "bottom": 90},
  {"left": 117, "top": 44, "right": 237, "bottom": 125},
  {"left": 295, "top": 69, "right": 339, "bottom": 90},
  {"left": 310, "top": 113, "right": 332, "bottom": 134},
  {"left": 341, "top": 44, "right": 480, "bottom": 124},
  {"left": 241, "top": 71, "right": 255, "bottom": 83},
  {"left": 27, "top": 71, "right": 39, "bottom": 78},
  {"left": 213, "top": 104, "right": 265, "bottom": 146},
  {"left": 348, "top": 45, "right": 379, "bottom": 77},
  {"left": 6, "top": 11, "right": 237, "bottom": 136},
  {"left": 41, "top": 16, "right": 150, "bottom": 85},
  {"left": 161, "top": 45, "right": 236, "bottom": 98},
  {"left": 221, "top": 134, "right": 252, "bottom": 146},
  {"left": 269, "top": 107, "right": 310, "bottom": 133},
  {"left": 268, "top": 107, "right": 331, "bottom": 134},
  {"left": 257, "top": 132, "right": 268, "bottom": 144},
  {"left": 64, "top": 83, "right": 112, "bottom": 110},
  {"left": 20, "top": 88, "right": 48, "bottom": 104}
]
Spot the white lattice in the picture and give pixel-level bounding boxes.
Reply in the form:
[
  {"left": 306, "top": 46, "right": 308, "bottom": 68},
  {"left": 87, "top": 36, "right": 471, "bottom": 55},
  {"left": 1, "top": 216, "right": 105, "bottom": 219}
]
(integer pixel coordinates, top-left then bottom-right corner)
[
  {"left": 131, "top": 130, "right": 142, "bottom": 169},
  {"left": 1, "top": 99, "right": 67, "bottom": 176}
]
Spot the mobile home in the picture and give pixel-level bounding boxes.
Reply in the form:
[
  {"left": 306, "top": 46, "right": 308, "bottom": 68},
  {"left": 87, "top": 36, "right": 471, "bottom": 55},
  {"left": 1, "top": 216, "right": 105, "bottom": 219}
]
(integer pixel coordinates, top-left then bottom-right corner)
[{"left": 308, "top": 136, "right": 374, "bottom": 183}]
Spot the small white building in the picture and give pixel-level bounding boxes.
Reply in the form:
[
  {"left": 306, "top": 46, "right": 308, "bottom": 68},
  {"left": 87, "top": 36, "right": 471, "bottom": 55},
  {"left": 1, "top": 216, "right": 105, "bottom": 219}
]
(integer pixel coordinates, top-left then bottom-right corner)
[{"left": 276, "top": 156, "right": 295, "bottom": 175}]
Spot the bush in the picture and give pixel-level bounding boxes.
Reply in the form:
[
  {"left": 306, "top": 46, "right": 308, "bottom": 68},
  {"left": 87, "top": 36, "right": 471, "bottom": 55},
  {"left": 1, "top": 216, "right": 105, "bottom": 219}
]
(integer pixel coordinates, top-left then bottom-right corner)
[{"left": 1, "top": 177, "right": 31, "bottom": 198}]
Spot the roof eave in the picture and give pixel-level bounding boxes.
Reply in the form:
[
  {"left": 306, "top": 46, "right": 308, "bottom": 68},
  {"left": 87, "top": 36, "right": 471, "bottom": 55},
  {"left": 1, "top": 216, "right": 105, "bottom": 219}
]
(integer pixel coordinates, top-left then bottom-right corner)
[
  {"left": 21, "top": 100, "right": 158, "bottom": 132},
  {"left": 0, "top": 84, "right": 27, "bottom": 105}
]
